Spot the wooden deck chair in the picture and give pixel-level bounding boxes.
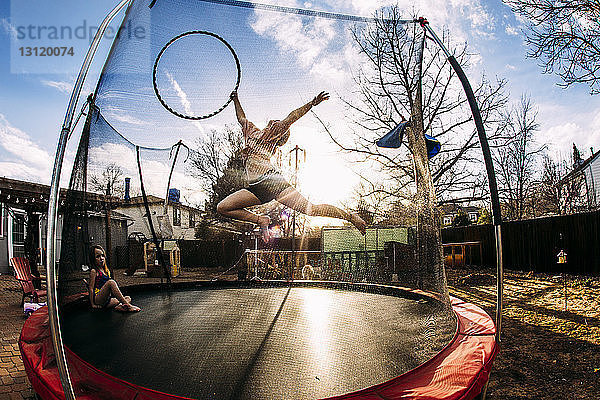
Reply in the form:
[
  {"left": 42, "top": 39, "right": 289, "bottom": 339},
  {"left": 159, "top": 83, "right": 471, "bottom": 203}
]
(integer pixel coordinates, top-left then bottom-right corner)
[{"left": 9, "top": 257, "right": 47, "bottom": 307}]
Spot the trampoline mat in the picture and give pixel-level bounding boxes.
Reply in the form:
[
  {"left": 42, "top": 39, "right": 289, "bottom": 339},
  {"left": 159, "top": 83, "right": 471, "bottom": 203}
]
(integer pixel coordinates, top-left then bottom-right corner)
[{"left": 62, "top": 286, "right": 456, "bottom": 399}]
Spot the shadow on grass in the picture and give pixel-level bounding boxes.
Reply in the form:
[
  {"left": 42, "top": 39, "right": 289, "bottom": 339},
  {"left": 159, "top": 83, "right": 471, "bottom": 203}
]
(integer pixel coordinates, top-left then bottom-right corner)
[
  {"left": 448, "top": 282, "right": 600, "bottom": 400},
  {"left": 451, "top": 282, "right": 600, "bottom": 327}
]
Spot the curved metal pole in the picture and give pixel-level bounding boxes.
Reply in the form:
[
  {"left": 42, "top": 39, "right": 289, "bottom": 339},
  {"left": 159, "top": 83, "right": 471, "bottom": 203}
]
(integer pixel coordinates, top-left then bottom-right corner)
[
  {"left": 45, "top": 1, "right": 131, "bottom": 399},
  {"left": 421, "top": 22, "right": 504, "bottom": 340}
]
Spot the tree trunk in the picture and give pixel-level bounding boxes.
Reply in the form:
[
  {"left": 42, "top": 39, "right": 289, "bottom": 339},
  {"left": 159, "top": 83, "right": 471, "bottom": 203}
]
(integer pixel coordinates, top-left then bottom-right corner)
[{"left": 405, "top": 33, "right": 444, "bottom": 294}]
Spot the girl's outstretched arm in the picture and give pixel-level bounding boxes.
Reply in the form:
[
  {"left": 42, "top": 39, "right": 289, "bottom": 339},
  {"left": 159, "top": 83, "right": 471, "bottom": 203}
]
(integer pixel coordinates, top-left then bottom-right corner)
[
  {"left": 230, "top": 90, "right": 246, "bottom": 124},
  {"left": 280, "top": 91, "right": 329, "bottom": 130}
]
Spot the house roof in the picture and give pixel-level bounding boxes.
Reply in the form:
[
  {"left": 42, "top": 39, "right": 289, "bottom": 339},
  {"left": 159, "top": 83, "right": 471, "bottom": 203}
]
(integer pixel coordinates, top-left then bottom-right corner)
[
  {"left": 440, "top": 203, "right": 479, "bottom": 214},
  {"left": 119, "top": 195, "right": 204, "bottom": 213},
  {"left": 561, "top": 149, "right": 600, "bottom": 183},
  {"left": 0, "top": 176, "right": 119, "bottom": 212},
  {"left": 87, "top": 210, "right": 133, "bottom": 221}
]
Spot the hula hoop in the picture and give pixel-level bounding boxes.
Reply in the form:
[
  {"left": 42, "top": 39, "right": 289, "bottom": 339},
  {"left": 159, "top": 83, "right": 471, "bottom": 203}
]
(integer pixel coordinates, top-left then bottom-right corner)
[{"left": 153, "top": 30, "right": 241, "bottom": 120}]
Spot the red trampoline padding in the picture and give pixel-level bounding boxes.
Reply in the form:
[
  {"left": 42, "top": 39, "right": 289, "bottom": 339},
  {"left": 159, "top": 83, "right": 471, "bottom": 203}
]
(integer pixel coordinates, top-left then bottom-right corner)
[
  {"left": 329, "top": 296, "right": 498, "bottom": 400},
  {"left": 20, "top": 297, "right": 497, "bottom": 400}
]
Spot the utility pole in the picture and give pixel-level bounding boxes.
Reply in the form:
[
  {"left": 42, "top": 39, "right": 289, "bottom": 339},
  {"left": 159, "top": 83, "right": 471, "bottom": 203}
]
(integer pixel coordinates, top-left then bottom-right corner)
[
  {"left": 289, "top": 145, "right": 305, "bottom": 279},
  {"left": 105, "top": 181, "right": 112, "bottom": 271}
]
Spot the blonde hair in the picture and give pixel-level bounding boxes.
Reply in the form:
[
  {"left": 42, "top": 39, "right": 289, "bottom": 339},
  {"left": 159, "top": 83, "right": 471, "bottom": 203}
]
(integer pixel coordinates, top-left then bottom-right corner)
[{"left": 89, "top": 245, "right": 109, "bottom": 275}]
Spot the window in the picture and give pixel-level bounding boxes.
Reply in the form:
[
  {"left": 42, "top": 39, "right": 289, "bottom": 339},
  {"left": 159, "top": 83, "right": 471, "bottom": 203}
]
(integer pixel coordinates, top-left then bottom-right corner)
[
  {"left": 12, "top": 213, "right": 26, "bottom": 258},
  {"left": 189, "top": 211, "right": 195, "bottom": 228},
  {"left": 173, "top": 207, "right": 181, "bottom": 226},
  {"left": 469, "top": 213, "right": 477, "bottom": 222},
  {"left": 443, "top": 216, "right": 452, "bottom": 225},
  {"left": 0, "top": 203, "right": 4, "bottom": 237}
]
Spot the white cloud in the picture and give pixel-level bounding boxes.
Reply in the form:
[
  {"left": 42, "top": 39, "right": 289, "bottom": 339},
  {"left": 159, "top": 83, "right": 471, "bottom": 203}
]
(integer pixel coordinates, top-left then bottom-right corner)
[
  {"left": 0, "top": 115, "right": 75, "bottom": 186},
  {"left": 41, "top": 79, "right": 73, "bottom": 94},
  {"left": 106, "top": 112, "right": 149, "bottom": 126},
  {"left": 505, "top": 64, "right": 517, "bottom": 71},
  {"left": 541, "top": 106, "right": 600, "bottom": 161},
  {"left": 0, "top": 18, "right": 18, "bottom": 40},
  {"left": 251, "top": 9, "right": 337, "bottom": 69},
  {"left": 545, "top": 122, "right": 581, "bottom": 160},
  {"left": 0, "top": 114, "right": 53, "bottom": 177},
  {"left": 161, "top": 71, "right": 206, "bottom": 135},
  {"left": 470, "top": 53, "right": 483, "bottom": 66},
  {"left": 164, "top": 71, "right": 192, "bottom": 115},
  {"left": 0, "top": 161, "right": 49, "bottom": 183},
  {"left": 87, "top": 141, "right": 204, "bottom": 205},
  {"left": 505, "top": 24, "right": 519, "bottom": 36}
]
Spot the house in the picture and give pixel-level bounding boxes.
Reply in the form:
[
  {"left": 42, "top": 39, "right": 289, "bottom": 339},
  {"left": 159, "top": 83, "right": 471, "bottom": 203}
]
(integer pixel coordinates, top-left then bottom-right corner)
[
  {"left": 0, "top": 177, "right": 57, "bottom": 275},
  {"left": 440, "top": 204, "right": 480, "bottom": 227},
  {"left": 560, "top": 149, "right": 600, "bottom": 212},
  {"left": 0, "top": 177, "right": 129, "bottom": 275},
  {"left": 114, "top": 195, "right": 203, "bottom": 240}
]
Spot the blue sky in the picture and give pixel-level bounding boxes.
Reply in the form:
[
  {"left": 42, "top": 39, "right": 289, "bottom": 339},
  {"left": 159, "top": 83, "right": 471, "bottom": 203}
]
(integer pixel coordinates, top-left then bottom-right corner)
[{"left": 1, "top": 0, "right": 599, "bottom": 204}]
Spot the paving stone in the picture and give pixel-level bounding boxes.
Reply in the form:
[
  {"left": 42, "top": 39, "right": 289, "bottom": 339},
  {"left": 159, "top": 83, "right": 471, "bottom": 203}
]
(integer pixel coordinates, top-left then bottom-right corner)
[{"left": 8, "top": 393, "right": 23, "bottom": 400}]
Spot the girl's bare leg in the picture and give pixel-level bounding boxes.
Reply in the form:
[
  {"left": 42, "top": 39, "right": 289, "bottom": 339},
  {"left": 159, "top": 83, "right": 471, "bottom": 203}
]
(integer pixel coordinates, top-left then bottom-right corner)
[
  {"left": 276, "top": 187, "right": 366, "bottom": 234},
  {"left": 106, "top": 298, "right": 120, "bottom": 308},
  {"left": 94, "top": 280, "right": 140, "bottom": 311},
  {"left": 217, "top": 189, "right": 271, "bottom": 240}
]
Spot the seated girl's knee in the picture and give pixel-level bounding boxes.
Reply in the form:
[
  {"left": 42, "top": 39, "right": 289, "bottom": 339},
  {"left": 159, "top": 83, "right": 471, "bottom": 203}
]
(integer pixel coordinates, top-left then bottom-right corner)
[{"left": 216, "top": 201, "right": 227, "bottom": 215}]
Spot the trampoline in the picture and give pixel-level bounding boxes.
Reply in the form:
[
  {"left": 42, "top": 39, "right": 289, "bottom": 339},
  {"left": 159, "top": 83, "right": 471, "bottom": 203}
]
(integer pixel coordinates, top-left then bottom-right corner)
[
  {"left": 30, "top": 0, "right": 506, "bottom": 399},
  {"left": 20, "top": 280, "right": 497, "bottom": 400}
]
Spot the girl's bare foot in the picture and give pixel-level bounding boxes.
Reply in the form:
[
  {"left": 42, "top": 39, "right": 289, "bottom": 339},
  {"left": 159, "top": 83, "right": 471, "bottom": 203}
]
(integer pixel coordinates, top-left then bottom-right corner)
[
  {"left": 349, "top": 213, "right": 367, "bottom": 235},
  {"left": 115, "top": 303, "right": 141, "bottom": 312},
  {"left": 257, "top": 215, "right": 271, "bottom": 242}
]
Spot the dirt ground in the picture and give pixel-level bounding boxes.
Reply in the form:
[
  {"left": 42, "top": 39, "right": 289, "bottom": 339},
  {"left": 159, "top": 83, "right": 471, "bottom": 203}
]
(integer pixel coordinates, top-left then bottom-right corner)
[{"left": 446, "top": 267, "right": 600, "bottom": 399}]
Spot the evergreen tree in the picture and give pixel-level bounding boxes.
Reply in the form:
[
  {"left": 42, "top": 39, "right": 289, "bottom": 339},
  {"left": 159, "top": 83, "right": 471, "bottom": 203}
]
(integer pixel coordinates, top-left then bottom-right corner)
[
  {"left": 452, "top": 210, "right": 471, "bottom": 227},
  {"left": 572, "top": 143, "right": 583, "bottom": 168}
]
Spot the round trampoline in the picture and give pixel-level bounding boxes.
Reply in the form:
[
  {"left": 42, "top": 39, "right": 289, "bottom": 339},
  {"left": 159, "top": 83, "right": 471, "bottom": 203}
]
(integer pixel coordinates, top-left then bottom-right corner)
[
  {"left": 30, "top": 0, "right": 506, "bottom": 398},
  {"left": 20, "top": 281, "right": 497, "bottom": 399}
]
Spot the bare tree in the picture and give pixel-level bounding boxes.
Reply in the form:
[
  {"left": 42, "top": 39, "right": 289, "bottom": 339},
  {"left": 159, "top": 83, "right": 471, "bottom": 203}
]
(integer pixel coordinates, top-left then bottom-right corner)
[
  {"left": 325, "top": 7, "right": 508, "bottom": 211},
  {"left": 89, "top": 163, "right": 124, "bottom": 198},
  {"left": 319, "top": 7, "right": 509, "bottom": 292},
  {"left": 188, "top": 126, "right": 245, "bottom": 216},
  {"left": 506, "top": 0, "right": 600, "bottom": 94},
  {"left": 493, "top": 95, "right": 544, "bottom": 220},
  {"left": 534, "top": 154, "right": 563, "bottom": 215}
]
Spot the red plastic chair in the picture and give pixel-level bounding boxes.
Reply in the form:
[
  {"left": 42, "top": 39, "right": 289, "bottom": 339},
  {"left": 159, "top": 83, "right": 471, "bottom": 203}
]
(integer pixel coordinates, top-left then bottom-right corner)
[{"left": 9, "top": 257, "right": 47, "bottom": 307}]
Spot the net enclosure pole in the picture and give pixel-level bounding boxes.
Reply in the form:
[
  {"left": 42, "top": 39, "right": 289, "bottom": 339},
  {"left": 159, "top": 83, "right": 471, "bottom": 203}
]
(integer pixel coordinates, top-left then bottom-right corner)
[
  {"left": 420, "top": 20, "right": 504, "bottom": 340},
  {"left": 45, "top": 1, "right": 131, "bottom": 399}
]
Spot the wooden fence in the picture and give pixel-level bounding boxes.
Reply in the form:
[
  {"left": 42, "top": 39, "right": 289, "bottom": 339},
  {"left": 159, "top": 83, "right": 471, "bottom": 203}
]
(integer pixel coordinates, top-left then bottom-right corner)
[
  {"left": 442, "top": 210, "right": 600, "bottom": 275},
  {"left": 179, "top": 239, "right": 245, "bottom": 269}
]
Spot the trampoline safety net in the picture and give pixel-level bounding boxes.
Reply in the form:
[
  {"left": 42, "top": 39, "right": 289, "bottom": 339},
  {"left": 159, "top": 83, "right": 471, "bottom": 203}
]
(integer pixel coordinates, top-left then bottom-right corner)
[{"left": 55, "top": 1, "right": 459, "bottom": 398}]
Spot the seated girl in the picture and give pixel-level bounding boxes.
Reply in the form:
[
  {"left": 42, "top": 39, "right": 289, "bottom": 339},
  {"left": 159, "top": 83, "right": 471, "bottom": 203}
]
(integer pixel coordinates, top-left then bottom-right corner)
[{"left": 89, "top": 245, "right": 140, "bottom": 312}]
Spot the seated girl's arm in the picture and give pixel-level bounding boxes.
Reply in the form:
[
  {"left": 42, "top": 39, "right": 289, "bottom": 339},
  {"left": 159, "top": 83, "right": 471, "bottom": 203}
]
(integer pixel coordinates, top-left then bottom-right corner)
[
  {"left": 89, "top": 269, "right": 100, "bottom": 308},
  {"left": 280, "top": 91, "right": 329, "bottom": 131}
]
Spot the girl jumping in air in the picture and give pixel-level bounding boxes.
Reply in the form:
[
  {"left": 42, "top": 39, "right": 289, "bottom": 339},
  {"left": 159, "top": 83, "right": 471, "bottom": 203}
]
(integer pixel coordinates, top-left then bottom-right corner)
[{"left": 217, "top": 91, "right": 367, "bottom": 241}]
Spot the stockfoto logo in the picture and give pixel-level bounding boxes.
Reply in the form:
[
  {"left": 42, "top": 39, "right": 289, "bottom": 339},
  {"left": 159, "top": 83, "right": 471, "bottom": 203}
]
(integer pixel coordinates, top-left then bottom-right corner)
[{"left": 15, "top": 20, "right": 146, "bottom": 42}]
